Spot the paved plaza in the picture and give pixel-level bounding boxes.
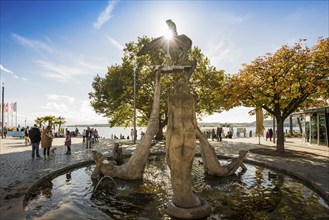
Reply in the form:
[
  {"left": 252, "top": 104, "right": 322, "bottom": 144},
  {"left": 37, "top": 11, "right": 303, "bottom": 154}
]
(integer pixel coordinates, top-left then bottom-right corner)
[{"left": 0, "top": 136, "right": 328, "bottom": 219}]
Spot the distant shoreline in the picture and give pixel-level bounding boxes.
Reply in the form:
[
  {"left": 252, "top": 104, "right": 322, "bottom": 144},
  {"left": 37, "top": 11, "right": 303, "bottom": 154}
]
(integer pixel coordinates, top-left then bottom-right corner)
[{"left": 66, "top": 119, "right": 300, "bottom": 128}]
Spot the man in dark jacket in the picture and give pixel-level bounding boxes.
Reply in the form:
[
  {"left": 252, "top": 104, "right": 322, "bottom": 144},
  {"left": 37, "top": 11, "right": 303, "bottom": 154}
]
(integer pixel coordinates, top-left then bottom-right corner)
[{"left": 29, "top": 124, "right": 42, "bottom": 159}]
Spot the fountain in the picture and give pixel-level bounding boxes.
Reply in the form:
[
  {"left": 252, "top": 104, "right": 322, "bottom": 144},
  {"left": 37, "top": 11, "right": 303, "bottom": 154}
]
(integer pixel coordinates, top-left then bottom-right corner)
[
  {"left": 23, "top": 20, "right": 329, "bottom": 219},
  {"left": 89, "top": 20, "right": 249, "bottom": 219}
]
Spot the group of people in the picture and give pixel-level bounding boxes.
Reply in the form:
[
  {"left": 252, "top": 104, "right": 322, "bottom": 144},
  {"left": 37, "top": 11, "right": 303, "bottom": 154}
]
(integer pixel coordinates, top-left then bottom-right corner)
[
  {"left": 81, "top": 127, "right": 99, "bottom": 149},
  {"left": 28, "top": 124, "right": 72, "bottom": 160},
  {"left": 207, "top": 127, "right": 225, "bottom": 141}
]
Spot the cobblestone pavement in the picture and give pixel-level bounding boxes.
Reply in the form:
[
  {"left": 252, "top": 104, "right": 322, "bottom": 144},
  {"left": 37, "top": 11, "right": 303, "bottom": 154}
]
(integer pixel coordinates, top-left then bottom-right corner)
[{"left": 0, "top": 136, "right": 328, "bottom": 220}]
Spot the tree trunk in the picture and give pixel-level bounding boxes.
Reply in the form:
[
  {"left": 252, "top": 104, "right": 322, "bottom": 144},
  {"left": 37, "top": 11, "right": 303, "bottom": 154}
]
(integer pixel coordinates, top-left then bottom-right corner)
[
  {"left": 58, "top": 123, "right": 62, "bottom": 133},
  {"left": 93, "top": 67, "right": 162, "bottom": 180},
  {"left": 276, "top": 117, "right": 285, "bottom": 153},
  {"left": 289, "top": 115, "right": 293, "bottom": 135}
]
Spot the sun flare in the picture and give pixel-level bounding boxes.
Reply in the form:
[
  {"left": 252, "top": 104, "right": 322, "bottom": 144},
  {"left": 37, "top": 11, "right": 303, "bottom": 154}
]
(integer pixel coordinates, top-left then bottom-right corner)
[{"left": 163, "top": 28, "right": 173, "bottom": 40}]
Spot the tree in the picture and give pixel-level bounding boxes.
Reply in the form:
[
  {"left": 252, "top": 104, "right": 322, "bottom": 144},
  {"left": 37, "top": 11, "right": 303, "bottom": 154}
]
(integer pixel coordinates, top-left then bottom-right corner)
[
  {"left": 34, "top": 116, "right": 65, "bottom": 132},
  {"left": 54, "top": 116, "right": 66, "bottom": 133},
  {"left": 89, "top": 36, "right": 225, "bottom": 140},
  {"left": 222, "top": 38, "right": 329, "bottom": 152},
  {"left": 43, "top": 115, "right": 56, "bottom": 127},
  {"left": 34, "top": 117, "right": 44, "bottom": 128}
]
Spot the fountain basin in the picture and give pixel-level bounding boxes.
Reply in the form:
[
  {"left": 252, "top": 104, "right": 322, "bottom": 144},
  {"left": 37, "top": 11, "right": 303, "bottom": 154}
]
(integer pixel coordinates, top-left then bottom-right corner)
[{"left": 24, "top": 154, "right": 329, "bottom": 219}]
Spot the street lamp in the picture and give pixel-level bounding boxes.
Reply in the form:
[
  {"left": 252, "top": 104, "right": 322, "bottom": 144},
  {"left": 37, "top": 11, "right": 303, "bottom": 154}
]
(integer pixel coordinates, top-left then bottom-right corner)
[{"left": 133, "top": 66, "right": 137, "bottom": 144}]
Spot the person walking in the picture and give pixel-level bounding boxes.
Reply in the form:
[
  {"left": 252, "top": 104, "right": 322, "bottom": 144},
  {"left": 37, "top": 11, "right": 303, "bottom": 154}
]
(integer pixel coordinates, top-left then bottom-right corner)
[
  {"left": 3, "top": 126, "right": 7, "bottom": 138},
  {"left": 64, "top": 130, "right": 72, "bottom": 155},
  {"left": 85, "top": 127, "right": 91, "bottom": 149},
  {"left": 211, "top": 128, "right": 216, "bottom": 141},
  {"left": 266, "top": 129, "right": 270, "bottom": 141},
  {"left": 24, "top": 126, "right": 30, "bottom": 145},
  {"left": 29, "top": 124, "right": 42, "bottom": 159},
  {"left": 41, "top": 125, "right": 53, "bottom": 160},
  {"left": 82, "top": 129, "right": 86, "bottom": 143},
  {"left": 269, "top": 128, "right": 273, "bottom": 141},
  {"left": 217, "top": 127, "right": 222, "bottom": 141}
]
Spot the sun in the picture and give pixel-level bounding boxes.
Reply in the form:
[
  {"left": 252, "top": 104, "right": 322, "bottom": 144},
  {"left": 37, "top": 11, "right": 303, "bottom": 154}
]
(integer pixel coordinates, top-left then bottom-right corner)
[{"left": 163, "top": 26, "right": 173, "bottom": 40}]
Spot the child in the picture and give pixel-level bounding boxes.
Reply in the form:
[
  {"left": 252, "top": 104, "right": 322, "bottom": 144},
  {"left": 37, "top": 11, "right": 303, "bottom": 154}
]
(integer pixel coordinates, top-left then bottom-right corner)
[{"left": 65, "top": 130, "right": 72, "bottom": 155}]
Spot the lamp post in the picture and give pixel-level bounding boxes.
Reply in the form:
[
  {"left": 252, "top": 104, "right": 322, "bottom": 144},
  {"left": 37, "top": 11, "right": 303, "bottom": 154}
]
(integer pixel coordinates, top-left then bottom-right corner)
[
  {"left": 133, "top": 66, "right": 137, "bottom": 144},
  {"left": 1, "top": 83, "right": 4, "bottom": 139}
]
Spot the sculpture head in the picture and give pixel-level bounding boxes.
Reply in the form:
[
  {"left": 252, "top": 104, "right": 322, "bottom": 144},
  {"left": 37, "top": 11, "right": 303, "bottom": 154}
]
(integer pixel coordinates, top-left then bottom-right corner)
[{"left": 166, "top": 19, "right": 178, "bottom": 36}]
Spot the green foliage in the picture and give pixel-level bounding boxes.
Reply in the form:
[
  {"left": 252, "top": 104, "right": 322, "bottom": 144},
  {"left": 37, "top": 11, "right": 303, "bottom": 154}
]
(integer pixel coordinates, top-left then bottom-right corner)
[
  {"left": 89, "top": 36, "right": 225, "bottom": 128},
  {"left": 34, "top": 115, "right": 66, "bottom": 130}
]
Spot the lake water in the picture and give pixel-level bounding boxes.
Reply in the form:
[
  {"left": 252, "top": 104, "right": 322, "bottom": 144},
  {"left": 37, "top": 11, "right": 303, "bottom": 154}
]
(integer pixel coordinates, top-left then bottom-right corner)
[{"left": 65, "top": 126, "right": 299, "bottom": 139}]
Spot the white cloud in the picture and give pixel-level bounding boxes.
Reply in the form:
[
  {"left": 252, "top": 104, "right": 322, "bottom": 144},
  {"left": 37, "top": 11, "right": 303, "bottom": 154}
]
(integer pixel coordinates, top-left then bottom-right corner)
[
  {"left": 40, "top": 102, "right": 69, "bottom": 112},
  {"left": 11, "top": 33, "right": 53, "bottom": 52},
  {"left": 0, "top": 64, "right": 14, "bottom": 75},
  {"left": 37, "top": 95, "right": 107, "bottom": 125},
  {"left": 205, "top": 39, "right": 243, "bottom": 74},
  {"left": 93, "top": 0, "right": 117, "bottom": 30},
  {"left": 0, "top": 64, "right": 23, "bottom": 79},
  {"left": 36, "top": 55, "right": 104, "bottom": 83},
  {"left": 46, "top": 94, "right": 75, "bottom": 103},
  {"left": 106, "top": 36, "right": 124, "bottom": 51}
]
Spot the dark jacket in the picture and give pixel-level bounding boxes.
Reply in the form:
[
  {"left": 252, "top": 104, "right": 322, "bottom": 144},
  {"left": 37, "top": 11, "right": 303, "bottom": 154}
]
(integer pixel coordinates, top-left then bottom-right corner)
[{"left": 29, "top": 127, "right": 41, "bottom": 143}]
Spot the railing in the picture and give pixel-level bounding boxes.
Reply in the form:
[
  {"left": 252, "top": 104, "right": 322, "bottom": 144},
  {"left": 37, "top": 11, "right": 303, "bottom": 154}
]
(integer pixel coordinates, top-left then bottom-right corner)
[{"left": 7, "top": 131, "right": 25, "bottom": 138}]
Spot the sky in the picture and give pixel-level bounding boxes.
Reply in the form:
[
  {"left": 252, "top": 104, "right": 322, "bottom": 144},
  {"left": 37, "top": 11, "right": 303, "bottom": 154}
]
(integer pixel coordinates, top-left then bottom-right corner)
[{"left": 0, "top": 0, "right": 328, "bottom": 127}]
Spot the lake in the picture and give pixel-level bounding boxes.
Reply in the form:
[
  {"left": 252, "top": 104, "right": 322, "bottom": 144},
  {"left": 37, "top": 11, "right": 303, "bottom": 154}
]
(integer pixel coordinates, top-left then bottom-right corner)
[{"left": 65, "top": 126, "right": 299, "bottom": 139}]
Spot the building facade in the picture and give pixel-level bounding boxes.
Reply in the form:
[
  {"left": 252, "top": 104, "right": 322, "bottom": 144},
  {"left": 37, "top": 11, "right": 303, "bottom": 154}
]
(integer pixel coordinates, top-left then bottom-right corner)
[{"left": 304, "top": 107, "right": 329, "bottom": 147}]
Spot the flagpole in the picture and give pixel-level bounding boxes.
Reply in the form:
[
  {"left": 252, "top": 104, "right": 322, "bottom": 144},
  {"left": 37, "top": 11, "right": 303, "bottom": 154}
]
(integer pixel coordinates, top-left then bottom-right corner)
[
  {"left": 11, "top": 102, "right": 14, "bottom": 128},
  {"left": 7, "top": 103, "right": 9, "bottom": 129},
  {"left": 16, "top": 102, "right": 17, "bottom": 128}
]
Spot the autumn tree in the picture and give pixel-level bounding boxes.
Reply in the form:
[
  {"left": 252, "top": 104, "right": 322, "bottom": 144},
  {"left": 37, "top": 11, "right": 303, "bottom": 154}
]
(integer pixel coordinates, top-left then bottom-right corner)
[
  {"left": 89, "top": 36, "right": 225, "bottom": 140},
  {"left": 222, "top": 38, "right": 329, "bottom": 152}
]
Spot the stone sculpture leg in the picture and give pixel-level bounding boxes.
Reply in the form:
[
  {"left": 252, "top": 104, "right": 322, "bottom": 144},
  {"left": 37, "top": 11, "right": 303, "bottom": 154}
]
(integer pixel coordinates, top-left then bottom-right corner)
[{"left": 197, "top": 127, "right": 248, "bottom": 176}]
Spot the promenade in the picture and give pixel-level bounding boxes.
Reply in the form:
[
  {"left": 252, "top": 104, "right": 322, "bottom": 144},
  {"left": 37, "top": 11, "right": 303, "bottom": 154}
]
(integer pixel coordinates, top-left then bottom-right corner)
[{"left": 0, "top": 136, "right": 328, "bottom": 219}]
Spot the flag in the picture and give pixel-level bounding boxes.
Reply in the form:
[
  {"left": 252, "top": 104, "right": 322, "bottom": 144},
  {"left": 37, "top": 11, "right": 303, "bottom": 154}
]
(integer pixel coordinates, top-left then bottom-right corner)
[
  {"left": 13, "top": 102, "right": 17, "bottom": 112},
  {"left": 5, "top": 103, "right": 8, "bottom": 112}
]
